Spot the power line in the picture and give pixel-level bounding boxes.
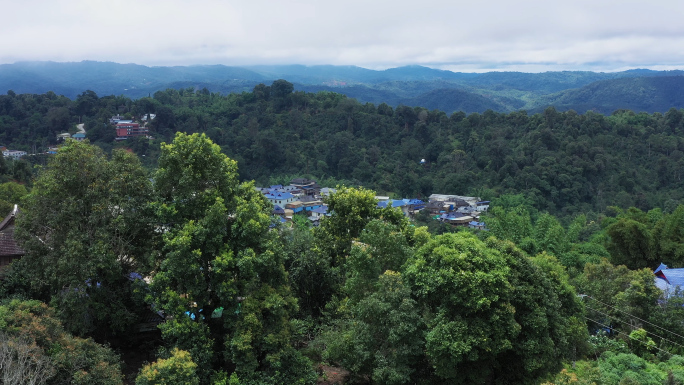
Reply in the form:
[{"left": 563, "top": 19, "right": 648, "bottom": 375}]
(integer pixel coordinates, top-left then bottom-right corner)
[
  {"left": 584, "top": 304, "right": 684, "bottom": 350},
  {"left": 581, "top": 294, "right": 684, "bottom": 343},
  {"left": 584, "top": 316, "right": 673, "bottom": 357}
]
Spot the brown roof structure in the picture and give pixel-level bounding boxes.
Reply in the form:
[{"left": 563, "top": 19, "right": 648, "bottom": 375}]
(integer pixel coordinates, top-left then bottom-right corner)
[
  {"left": 0, "top": 228, "right": 23, "bottom": 257},
  {"left": 0, "top": 205, "right": 24, "bottom": 273},
  {"left": 0, "top": 204, "right": 18, "bottom": 232}
]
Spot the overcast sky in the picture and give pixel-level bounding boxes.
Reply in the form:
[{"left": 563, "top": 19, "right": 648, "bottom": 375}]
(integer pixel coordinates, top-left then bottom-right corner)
[{"left": 2, "top": 0, "right": 683, "bottom": 72}]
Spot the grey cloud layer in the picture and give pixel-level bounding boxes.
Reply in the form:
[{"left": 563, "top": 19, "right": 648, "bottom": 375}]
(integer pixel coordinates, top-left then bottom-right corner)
[{"left": 2, "top": 0, "right": 683, "bottom": 71}]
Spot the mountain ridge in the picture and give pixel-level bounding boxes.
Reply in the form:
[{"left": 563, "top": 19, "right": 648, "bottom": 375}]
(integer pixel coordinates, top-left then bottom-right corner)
[{"left": 1, "top": 61, "right": 684, "bottom": 114}]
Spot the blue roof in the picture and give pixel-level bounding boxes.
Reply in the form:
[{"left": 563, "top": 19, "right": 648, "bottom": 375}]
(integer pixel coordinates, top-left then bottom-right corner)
[
  {"left": 312, "top": 206, "right": 328, "bottom": 214},
  {"left": 662, "top": 269, "right": 684, "bottom": 287},
  {"left": 476, "top": 201, "right": 490, "bottom": 205},
  {"left": 377, "top": 200, "right": 408, "bottom": 208},
  {"left": 73, "top": 133, "right": 86, "bottom": 138},
  {"left": 655, "top": 263, "right": 669, "bottom": 274},
  {"left": 655, "top": 264, "right": 684, "bottom": 293},
  {"left": 265, "top": 192, "right": 294, "bottom": 200},
  {"left": 270, "top": 185, "right": 283, "bottom": 189}
]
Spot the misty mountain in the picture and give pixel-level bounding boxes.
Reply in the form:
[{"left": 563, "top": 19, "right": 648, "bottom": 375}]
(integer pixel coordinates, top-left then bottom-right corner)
[{"left": 1, "top": 61, "right": 684, "bottom": 114}]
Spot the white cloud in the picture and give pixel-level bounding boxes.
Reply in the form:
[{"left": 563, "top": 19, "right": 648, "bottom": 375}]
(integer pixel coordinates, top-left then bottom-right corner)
[{"left": 2, "top": 0, "right": 684, "bottom": 71}]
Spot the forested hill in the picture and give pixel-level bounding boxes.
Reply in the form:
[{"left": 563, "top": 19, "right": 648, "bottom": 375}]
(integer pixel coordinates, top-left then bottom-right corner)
[
  {"left": 3, "top": 82, "right": 684, "bottom": 221},
  {"left": 538, "top": 76, "right": 684, "bottom": 114},
  {"left": 3, "top": 61, "right": 684, "bottom": 113}
]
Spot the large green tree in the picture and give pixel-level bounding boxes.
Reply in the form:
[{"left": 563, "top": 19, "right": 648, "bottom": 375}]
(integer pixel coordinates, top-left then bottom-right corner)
[
  {"left": 403, "top": 233, "right": 581, "bottom": 384},
  {"left": 15, "top": 139, "right": 157, "bottom": 336},
  {"left": 150, "top": 132, "right": 314, "bottom": 384}
]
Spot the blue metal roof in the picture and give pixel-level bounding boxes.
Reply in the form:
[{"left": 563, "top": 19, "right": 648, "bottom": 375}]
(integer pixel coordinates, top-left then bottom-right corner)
[
  {"left": 265, "top": 192, "right": 294, "bottom": 200},
  {"left": 662, "top": 269, "right": 684, "bottom": 288}
]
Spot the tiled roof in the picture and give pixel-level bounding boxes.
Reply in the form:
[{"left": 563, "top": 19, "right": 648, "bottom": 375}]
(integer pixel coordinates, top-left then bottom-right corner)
[
  {"left": 0, "top": 206, "right": 23, "bottom": 257},
  {"left": 0, "top": 228, "right": 24, "bottom": 257}
]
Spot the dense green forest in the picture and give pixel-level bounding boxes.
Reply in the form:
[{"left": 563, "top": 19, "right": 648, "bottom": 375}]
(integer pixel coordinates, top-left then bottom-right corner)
[
  {"left": 2, "top": 84, "right": 684, "bottom": 384},
  {"left": 3, "top": 82, "right": 684, "bottom": 222}
]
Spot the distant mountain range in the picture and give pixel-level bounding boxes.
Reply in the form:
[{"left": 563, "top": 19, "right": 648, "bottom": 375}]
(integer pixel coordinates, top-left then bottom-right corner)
[{"left": 2, "top": 61, "right": 684, "bottom": 114}]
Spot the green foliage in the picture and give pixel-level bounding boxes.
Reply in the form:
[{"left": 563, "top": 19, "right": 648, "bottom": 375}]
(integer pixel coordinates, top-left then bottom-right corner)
[
  {"left": 324, "top": 271, "right": 423, "bottom": 385},
  {"left": 150, "top": 133, "right": 314, "bottom": 384},
  {"left": 4, "top": 85, "right": 684, "bottom": 222},
  {"left": 0, "top": 181, "right": 28, "bottom": 214},
  {"left": 0, "top": 299, "right": 124, "bottom": 385},
  {"left": 14, "top": 139, "right": 157, "bottom": 336},
  {"left": 403, "top": 233, "right": 578, "bottom": 384},
  {"left": 605, "top": 217, "right": 654, "bottom": 269},
  {"left": 597, "top": 352, "right": 665, "bottom": 385},
  {"left": 344, "top": 219, "right": 414, "bottom": 302},
  {"left": 485, "top": 206, "right": 533, "bottom": 246},
  {"left": 313, "top": 186, "right": 382, "bottom": 265},
  {"left": 6, "top": 84, "right": 684, "bottom": 384},
  {"left": 627, "top": 328, "right": 657, "bottom": 358},
  {"left": 136, "top": 348, "right": 199, "bottom": 385},
  {"left": 280, "top": 227, "right": 336, "bottom": 318},
  {"left": 658, "top": 205, "right": 684, "bottom": 266}
]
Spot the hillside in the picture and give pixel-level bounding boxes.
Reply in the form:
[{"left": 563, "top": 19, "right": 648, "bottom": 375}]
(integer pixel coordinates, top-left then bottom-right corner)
[
  {"left": 534, "top": 76, "right": 684, "bottom": 114},
  {"left": 2, "top": 61, "right": 684, "bottom": 113}
]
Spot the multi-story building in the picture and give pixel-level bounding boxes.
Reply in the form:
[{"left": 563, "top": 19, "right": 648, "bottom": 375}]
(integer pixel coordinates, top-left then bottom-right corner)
[{"left": 116, "top": 122, "right": 149, "bottom": 140}]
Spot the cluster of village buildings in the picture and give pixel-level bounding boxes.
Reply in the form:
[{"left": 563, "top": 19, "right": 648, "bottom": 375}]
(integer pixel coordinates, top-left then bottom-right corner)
[
  {"left": 2, "top": 177, "right": 684, "bottom": 300},
  {"left": 257, "top": 178, "right": 490, "bottom": 229},
  {"left": 1, "top": 114, "right": 158, "bottom": 161}
]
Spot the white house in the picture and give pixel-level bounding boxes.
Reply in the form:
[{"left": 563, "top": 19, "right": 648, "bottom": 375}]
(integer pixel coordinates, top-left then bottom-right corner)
[
  {"left": 2, "top": 150, "right": 27, "bottom": 160},
  {"left": 265, "top": 192, "right": 296, "bottom": 206}
]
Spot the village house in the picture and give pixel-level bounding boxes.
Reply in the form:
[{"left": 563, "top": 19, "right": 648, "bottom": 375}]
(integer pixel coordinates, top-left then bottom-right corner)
[
  {"left": 319, "top": 187, "right": 337, "bottom": 198},
  {"left": 265, "top": 191, "right": 296, "bottom": 206},
  {"left": 476, "top": 201, "right": 490, "bottom": 211},
  {"left": 2, "top": 150, "right": 27, "bottom": 160},
  {"left": 0, "top": 205, "right": 24, "bottom": 275},
  {"left": 310, "top": 205, "right": 329, "bottom": 219},
  {"left": 469, "top": 221, "right": 487, "bottom": 230},
  {"left": 439, "top": 212, "right": 473, "bottom": 227},
  {"left": 115, "top": 122, "right": 149, "bottom": 140},
  {"left": 654, "top": 263, "right": 684, "bottom": 297},
  {"left": 428, "top": 194, "right": 480, "bottom": 207},
  {"left": 288, "top": 178, "right": 320, "bottom": 196}
]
